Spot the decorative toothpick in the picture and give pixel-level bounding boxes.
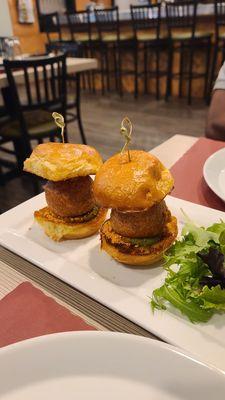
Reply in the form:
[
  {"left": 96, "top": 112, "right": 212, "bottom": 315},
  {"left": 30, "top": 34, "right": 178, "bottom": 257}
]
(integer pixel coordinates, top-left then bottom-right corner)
[
  {"left": 120, "top": 117, "right": 132, "bottom": 162},
  {"left": 52, "top": 112, "right": 65, "bottom": 143}
]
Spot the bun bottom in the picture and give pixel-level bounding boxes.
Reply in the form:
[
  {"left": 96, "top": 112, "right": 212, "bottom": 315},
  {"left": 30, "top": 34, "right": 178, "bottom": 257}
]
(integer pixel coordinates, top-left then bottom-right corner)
[
  {"left": 100, "top": 216, "right": 178, "bottom": 266},
  {"left": 34, "top": 207, "right": 107, "bottom": 241}
]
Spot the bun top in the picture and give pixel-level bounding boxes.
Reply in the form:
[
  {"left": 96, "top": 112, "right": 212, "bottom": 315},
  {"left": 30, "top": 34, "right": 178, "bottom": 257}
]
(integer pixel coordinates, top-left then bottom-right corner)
[
  {"left": 93, "top": 150, "right": 174, "bottom": 210},
  {"left": 24, "top": 143, "right": 103, "bottom": 181}
]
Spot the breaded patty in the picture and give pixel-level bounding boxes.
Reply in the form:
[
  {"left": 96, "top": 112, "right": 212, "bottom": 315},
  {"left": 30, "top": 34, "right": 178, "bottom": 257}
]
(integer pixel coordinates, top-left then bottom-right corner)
[
  {"left": 44, "top": 176, "right": 95, "bottom": 218},
  {"left": 110, "top": 200, "right": 168, "bottom": 238},
  {"left": 101, "top": 212, "right": 177, "bottom": 257}
]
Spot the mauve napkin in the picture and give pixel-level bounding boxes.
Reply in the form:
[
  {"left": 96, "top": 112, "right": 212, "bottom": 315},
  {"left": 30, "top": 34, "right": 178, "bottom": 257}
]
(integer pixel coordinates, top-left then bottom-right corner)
[
  {"left": 0, "top": 282, "right": 96, "bottom": 348},
  {"left": 170, "top": 137, "right": 225, "bottom": 211}
]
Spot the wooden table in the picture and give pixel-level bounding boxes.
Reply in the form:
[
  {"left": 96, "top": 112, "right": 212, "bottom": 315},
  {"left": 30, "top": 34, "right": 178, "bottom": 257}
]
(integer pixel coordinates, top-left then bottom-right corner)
[
  {"left": 151, "top": 134, "right": 198, "bottom": 168},
  {"left": 0, "top": 57, "right": 98, "bottom": 88},
  {"left": 0, "top": 134, "right": 197, "bottom": 336}
]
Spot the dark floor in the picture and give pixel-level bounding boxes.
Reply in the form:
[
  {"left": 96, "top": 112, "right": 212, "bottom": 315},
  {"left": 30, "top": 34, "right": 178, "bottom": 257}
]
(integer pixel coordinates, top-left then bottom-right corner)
[{"left": 0, "top": 93, "right": 208, "bottom": 213}]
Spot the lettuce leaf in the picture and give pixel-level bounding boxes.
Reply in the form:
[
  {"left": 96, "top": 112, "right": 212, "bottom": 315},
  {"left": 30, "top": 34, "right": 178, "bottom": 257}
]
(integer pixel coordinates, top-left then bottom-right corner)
[
  {"left": 152, "top": 285, "right": 213, "bottom": 323},
  {"left": 199, "top": 285, "right": 225, "bottom": 310},
  {"left": 151, "top": 216, "right": 225, "bottom": 323}
]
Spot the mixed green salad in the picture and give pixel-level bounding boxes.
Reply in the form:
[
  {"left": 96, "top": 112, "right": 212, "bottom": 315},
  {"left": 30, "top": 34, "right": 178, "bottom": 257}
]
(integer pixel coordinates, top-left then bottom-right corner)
[{"left": 151, "top": 213, "right": 225, "bottom": 323}]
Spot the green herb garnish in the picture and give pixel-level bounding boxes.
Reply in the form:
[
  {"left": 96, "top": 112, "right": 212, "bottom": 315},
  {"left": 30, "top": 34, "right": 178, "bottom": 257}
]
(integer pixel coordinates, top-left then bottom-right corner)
[
  {"left": 151, "top": 214, "right": 225, "bottom": 323},
  {"left": 129, "top": 236, "right": 160, "bottom": 247}
]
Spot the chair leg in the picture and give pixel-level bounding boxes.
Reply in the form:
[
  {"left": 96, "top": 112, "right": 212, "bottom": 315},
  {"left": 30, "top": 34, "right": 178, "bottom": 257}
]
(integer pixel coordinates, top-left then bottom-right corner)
[
  {"left": 156, "top": 47, "right": 160, "bottom": 100},
  {"left": 100, "top": 48, "right": 105, "bottom": 95},
  {"left": 144, "top": 43, "right": 148, "bottom": 94},
  {"left": 90, "top": 46, "right": 96, "bottom": 94},
  {"left": 0, "top": 165, "right": 5, "bottom": 186},
  {"left": 63, "top": 125, "right": 69, "bottom": 143},
  {"left": 113, "top": 43, "right": 119, "bottom": 93},
  {"left": 118, "top": 47, "right": 123, "bottom": 97},
  {"left": 85, "top": 47, "right": 92, "bottom": 93},
  {"left": 204, "top": 39, "right": 211, "bottom": 104},
  {"left": 179, "top": 42, "right": 184, "bottom": 98},
  {"left": 13, "top": 138, "right": 31, "bottom": 170},
  {"left": 31, "top": 175, "right": 41, "bottom": 195},
  {"left": 81, "top": 68, "right": 86, "bottom": 91},
  {"left": 91, "top": 70, "right": 96, "bottom": 94},
  {"left": 208, "top": 44, "right": 218, "bottom": 103},
  {"left": 165, "top": 42, "right": 173, "bottom": 101},
  {"left": 134, "top": 43, "right": 138, "bottom": 99},
  {"left": 76, "top": 74, "right": 87, "bottom": 145},
  {"left": 105, "top": 46, "right": 110, "bottom": 92},
  {"left": 188, "top": 47, "right": 194, "bottom": 105}
]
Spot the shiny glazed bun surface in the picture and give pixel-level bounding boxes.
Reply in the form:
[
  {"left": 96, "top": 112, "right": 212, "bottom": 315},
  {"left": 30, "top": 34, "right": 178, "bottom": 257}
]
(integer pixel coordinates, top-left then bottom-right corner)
[
  {"left": 24, "top": 142, "right": 103, "bottom": 181},
  {"left": 93, "top": 150, "right": 174, "bottom": 211}
]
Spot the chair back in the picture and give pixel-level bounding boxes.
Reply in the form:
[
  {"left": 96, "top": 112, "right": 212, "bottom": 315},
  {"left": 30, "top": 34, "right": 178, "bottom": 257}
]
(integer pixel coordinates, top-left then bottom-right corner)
[
  {"left": 67, "top": 11, "right": 94, "bottom": 42},
  {"left": 3, "top": 54, "right": 67, "bottom": 140},
  {"left": 130, "top": 4, "right": 162, "bottom": 40},
  {"left": 215, "top": 0, "right": 225, "bottom": 40},
  {"left": 42, "top": 12, "right": 63, "bottom": 43},
  {"left": 165, "top": 0, "right": 197, "bottom": 38},
  {"left": 95, "top": 7, "right": 120, "bottom": 41}
]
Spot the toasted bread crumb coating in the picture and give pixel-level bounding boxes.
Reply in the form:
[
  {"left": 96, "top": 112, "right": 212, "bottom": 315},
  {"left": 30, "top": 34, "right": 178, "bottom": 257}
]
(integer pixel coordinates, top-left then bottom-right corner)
[{"left": 100, "top": 214, "right": 178, "bottom": 266}]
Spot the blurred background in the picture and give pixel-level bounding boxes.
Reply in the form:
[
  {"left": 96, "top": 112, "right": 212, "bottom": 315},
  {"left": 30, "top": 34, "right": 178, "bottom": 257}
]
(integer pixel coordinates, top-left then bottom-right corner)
[{"left": 0, "top": 0, "right": 223, "bottom": 212}]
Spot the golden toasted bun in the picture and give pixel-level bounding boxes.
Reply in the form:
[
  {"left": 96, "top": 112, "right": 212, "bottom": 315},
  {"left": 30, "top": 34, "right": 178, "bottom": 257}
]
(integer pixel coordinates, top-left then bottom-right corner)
[
  {"left": 100, "top": 215, "right": 178, "bottom": 266},
  {"left": 34, "top": 206, "right": 107, "bottom": 241},
  {"left": 93, "top": 150, "right": 174, "bottom": 211},
  {"left": 24, "top": 143, "right": 103, "bottom": 181}
]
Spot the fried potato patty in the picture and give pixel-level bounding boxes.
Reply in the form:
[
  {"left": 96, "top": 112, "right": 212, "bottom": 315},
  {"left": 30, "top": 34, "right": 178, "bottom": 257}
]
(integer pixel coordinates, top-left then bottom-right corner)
[
  {"left": 110, "top": 200, "right": 168, "bottom": 238},
  {"left": 100, "top": 213, "right": 178, "bottom": 257},
  {"left": 44, "top": 176, "right": 95, "bottom": 218}
]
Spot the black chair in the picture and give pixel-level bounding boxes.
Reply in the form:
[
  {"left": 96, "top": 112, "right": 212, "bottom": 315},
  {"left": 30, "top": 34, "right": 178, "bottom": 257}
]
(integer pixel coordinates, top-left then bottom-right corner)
[
  {"left": 1, "top": 54, "right": 67, "bottom": 171},
  {"left": 44, "top": 12, "right": 81, "bottom": 57},
  {"left": 131, "top": 4, "right": 169, "bottom": 99},
  {"left": 67, "top": 10, "right": 99, "bottom": 93},
  {"left": 67, "top": 10, "right": 98, "bottom": 44},
  {"left": 0, "top": 105, "right": 18, "bottom": 185},
  {"left": 208, "top": 0, "right": 225, "bottom": 98},
  {"left": 165, "top": 0, "right": 212, "bottom": 104},
  {"left": 95, "top": 7, "right": 134, "bottom": 96}
]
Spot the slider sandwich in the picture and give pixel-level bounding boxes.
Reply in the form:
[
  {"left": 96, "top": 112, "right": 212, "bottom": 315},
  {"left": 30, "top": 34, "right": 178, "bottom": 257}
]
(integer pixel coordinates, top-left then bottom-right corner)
[
  {"left": 93, "top": 119, "right": 178, "bottom": 266},
  {"left": 24, "top": 142, "right": 107, "bottom": 241}
]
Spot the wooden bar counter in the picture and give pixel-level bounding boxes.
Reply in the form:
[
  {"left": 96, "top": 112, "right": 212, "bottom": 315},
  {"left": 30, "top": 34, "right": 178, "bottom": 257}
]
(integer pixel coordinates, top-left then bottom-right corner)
[{"left": 8, "top": 1, "right": 221, "bottom": 99}]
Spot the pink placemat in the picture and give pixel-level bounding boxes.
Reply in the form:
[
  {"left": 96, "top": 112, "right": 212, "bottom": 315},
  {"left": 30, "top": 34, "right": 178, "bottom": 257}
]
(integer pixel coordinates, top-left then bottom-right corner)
[
  {"left": 170, "top": 137, "right": 225, "bottom": 211},
  {"left": 0, "top": 282, "right": 96, "bottom": 348}
]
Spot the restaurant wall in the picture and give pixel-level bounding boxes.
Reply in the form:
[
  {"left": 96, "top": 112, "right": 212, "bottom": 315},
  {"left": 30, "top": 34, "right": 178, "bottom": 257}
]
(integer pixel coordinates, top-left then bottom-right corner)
[
  {"left": 7, "top": 0, "right": 111, "bottom": 53},
  {"left": 7, "top": 0, "right": 46, "bottom": 54},
  {"left": 76, "top": 0, "right": 112, "bottom": 10}
]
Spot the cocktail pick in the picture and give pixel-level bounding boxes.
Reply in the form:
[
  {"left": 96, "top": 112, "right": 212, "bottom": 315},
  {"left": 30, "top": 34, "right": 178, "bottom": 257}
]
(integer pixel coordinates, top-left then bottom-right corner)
[
  {"left": 120, "top": 117, "right": 132, "bottom": 162},
  {"left": 52, "top": 112, "right": 65, "bottom": 143}
]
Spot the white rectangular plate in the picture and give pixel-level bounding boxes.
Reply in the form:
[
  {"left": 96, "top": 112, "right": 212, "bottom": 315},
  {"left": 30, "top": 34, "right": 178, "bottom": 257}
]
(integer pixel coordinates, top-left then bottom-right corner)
[{"left": 0, "top": 194, "right": 225, "bottom": 371}]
